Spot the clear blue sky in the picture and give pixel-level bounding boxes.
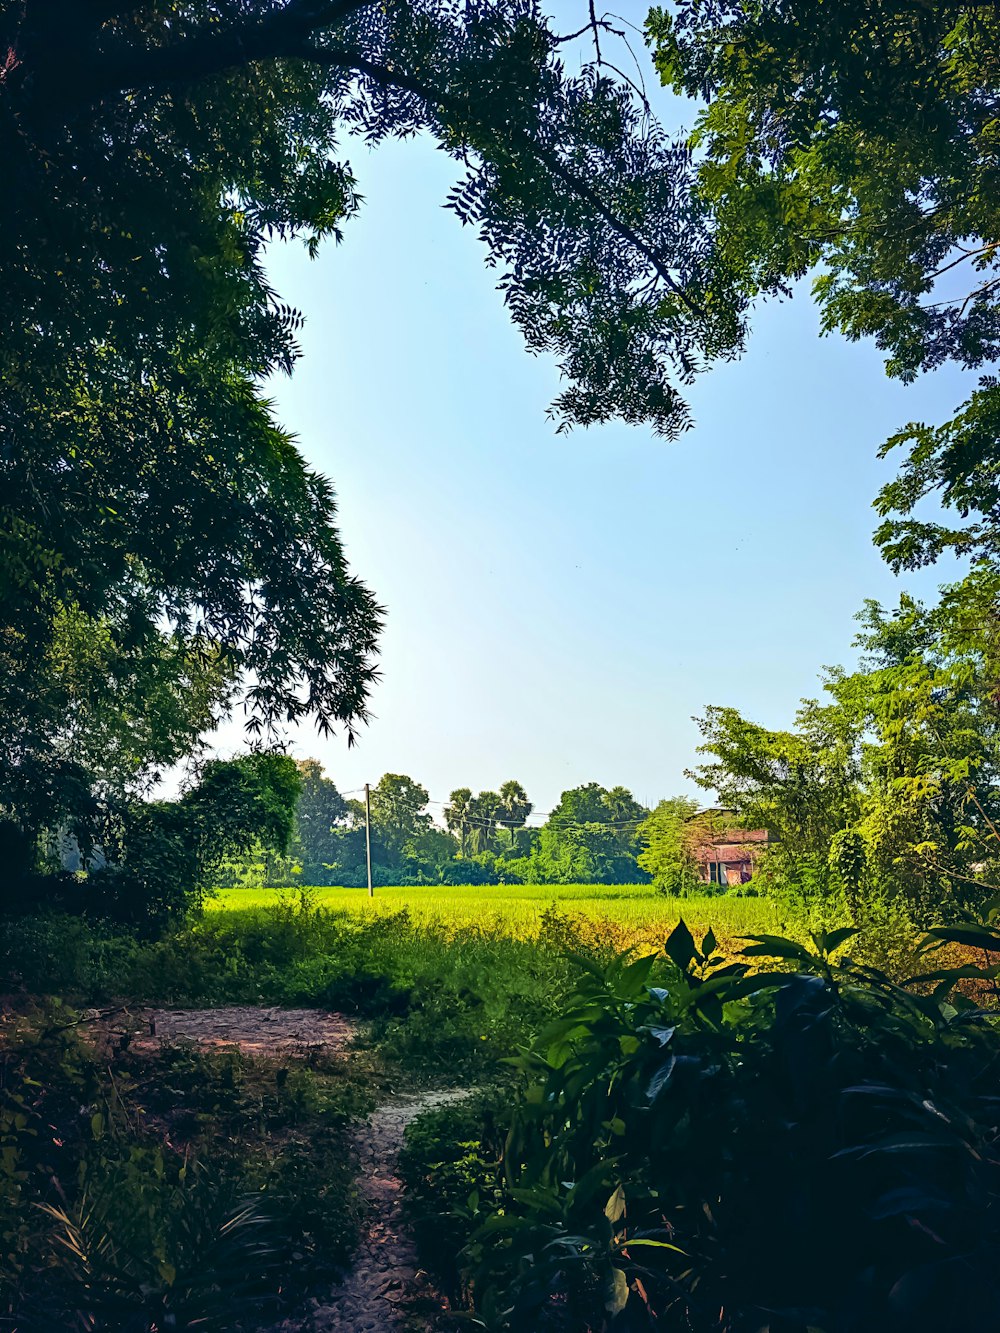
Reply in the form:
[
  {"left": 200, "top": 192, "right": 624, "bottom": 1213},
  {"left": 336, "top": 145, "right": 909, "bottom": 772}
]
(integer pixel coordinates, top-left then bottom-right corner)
[{"left": 207, "top": 22, "right": 973, "bottom": 818}]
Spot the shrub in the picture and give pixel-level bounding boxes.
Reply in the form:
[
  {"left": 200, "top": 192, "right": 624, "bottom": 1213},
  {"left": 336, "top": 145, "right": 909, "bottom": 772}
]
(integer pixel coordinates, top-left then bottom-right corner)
[
  {"left": 448, "top": 922, "right": 1000, "bottom": 1332},
  {"left": 399, "top": 1088, "right": 510, "bottom": 1305}
]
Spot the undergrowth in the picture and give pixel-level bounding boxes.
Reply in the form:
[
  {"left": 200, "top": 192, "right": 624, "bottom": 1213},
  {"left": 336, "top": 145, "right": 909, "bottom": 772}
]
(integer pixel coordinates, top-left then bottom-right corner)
[
  {"left": 400, "top": 918, "right": 1000, "bottom": 1332},
  {"left": 0, "top": 1004, "right": 380, "bottom": 1330},
  {"left": 0, "top": 903, "right": 627, "bottom": 1075}
]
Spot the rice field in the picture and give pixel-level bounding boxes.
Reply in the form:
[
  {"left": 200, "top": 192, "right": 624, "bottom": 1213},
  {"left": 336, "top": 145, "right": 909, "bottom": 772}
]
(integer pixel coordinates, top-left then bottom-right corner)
[{"left": 208, "top": 882, "right": 785, "bottom": 942}]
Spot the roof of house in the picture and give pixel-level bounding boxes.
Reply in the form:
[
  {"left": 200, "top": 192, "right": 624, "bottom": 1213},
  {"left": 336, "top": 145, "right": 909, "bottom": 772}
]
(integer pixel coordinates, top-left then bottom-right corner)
[
  {"left": 694, "top": 828, "right": 768, "bottom": 847},
  {"left": 695, "top": 843, "right": 761, "bottom": 864}
]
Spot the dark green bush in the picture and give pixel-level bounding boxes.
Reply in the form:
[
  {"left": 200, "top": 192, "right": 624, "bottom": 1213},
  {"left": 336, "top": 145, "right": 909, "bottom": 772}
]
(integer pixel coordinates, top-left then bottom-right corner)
[
  {"left": 433, "top": 923, "right": 1000, "bottom": 1332},
  {"left": 399, "top": 1088, "right": 510, "bottom": 1305}
]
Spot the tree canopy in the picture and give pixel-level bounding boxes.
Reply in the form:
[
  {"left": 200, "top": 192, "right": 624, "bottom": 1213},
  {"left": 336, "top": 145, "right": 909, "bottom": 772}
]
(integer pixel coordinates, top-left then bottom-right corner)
[
  {"left": 368, "top": 772, "right": 434, "bottom": 869},
  {"left": 637, "top": 795, "right": 701, "bottom": 894},
  {"left": 1, "top": 0, "right": 748, "bottom": 864},
  {"left": 530, "top": 782, "right": 649, "bottom": 883},
  {"left": 649, "top": 2, "right": 1000, "bottom": 918},
  {"left": 651, "top": 0, "right": 1000, "bottom": 580},
  {"left": 691, "top": 591, "right": 1000, "bottom": 919}
]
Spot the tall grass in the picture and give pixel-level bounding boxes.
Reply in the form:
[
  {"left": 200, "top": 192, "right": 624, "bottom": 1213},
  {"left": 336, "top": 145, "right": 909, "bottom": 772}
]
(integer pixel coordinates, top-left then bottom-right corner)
[
  {"left": 2, "top": 888, "right": 786, "bottom": 1074},
  {"left": 208, "top": 883, "right": 784, "bottom": 943}
]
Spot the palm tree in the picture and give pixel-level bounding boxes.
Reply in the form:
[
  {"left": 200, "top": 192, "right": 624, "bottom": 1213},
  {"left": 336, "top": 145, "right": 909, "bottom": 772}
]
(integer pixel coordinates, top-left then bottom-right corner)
[
  {"left": 467, "top": 791, "right": 502, "bottom": 856},
  {"left": 499, "top": 780, "right": 532, "bottom": 849},
  {"left": 444, "top": 787, "right": 473, "bottom": 858}
]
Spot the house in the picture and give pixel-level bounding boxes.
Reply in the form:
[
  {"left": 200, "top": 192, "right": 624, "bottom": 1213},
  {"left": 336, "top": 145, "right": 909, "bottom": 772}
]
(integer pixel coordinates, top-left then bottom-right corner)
[{"left": 691, "top": 820, "right": 769, "bottom": 887}]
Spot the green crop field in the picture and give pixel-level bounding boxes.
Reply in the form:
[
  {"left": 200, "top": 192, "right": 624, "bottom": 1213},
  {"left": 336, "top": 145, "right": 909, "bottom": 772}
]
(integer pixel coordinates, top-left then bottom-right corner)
[{"left": 208, "top": 882, "right": 785, "bottom": 943}]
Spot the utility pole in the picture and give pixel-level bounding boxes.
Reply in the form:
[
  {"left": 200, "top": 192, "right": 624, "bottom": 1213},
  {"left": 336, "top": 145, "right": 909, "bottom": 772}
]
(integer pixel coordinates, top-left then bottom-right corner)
[{"left": 364, "top": 782, "right": 373, "bottom": 897}]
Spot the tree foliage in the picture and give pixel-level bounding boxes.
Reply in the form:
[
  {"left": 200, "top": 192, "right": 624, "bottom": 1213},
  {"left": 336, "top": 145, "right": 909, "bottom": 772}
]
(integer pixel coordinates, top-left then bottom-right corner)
[
  {"left": 444, "top": 788, "right": 475, "bottom": 858},
  {"left": 1, "top": 0, "right": 750, "bottom": 860},
  {"left": 498, "top": 780, "right": 533, "bottom": 848},
  {"left": 2, "top": 0, "right": 389, "bottom": 733},
  {"left": 523, "top": 782, "right": 649, "bottom": 883},
  {"left": 368, "top": 772, "right": 434, "bottom": 869},
  {"left": 288, "top": 758, "right": 349, "bottom": 881},
  {"left": 651, "top": 0, "right": 1000, "bottom": 594},
  {"left": 637, "top": 795, "right": 701, "bottom": 894},
  {"left": 16, "top": 753, "right": 305, "bottom": 925},
  {"left": 0, "top": 0, "right": 757, "bottom": 874},
  {"left": 691, "top": 592, "right": 1000, "bottom": 920}
]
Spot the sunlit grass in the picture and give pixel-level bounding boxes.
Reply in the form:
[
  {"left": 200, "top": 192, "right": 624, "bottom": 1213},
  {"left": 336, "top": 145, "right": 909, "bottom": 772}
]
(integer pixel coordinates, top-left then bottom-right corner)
[{"left": 208, "top": 883, "right": 784, "bottom": 945}]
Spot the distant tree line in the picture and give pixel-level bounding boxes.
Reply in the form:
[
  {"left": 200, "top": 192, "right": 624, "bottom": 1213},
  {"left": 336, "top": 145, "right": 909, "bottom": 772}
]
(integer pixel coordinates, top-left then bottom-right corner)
[{"left": 222, "top": 762, "right": 730, "bottom": 892}]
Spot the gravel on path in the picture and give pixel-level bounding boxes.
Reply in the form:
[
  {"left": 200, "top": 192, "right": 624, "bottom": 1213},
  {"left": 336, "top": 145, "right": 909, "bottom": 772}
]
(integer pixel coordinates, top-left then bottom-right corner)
[{"left": 273, "top": 1089, "right": 470, "bottom": 1333}]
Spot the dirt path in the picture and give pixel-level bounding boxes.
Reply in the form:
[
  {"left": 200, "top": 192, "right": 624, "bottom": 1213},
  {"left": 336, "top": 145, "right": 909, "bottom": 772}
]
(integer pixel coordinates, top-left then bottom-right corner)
[
  {"left": 285, "top": 1093, "right": 474, "bottom": 1333},
  {"left": 95, "top": 1005, "right": 467, "bottom": 1331},
  {"left": 103, "top": 1005, "right": 356, "bottom": 1056},
  {"left": 280, "top": 1088, "right": 468, "bottom": 1333}
]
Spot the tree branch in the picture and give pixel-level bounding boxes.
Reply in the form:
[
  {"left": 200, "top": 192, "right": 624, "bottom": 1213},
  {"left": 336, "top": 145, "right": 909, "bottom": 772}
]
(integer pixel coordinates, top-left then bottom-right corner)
[
  {"left": 40, "top": 0, "right": 372, "bottom": 106},
  {"left": 299, "top": 44, "right": 702, "bottom": 314},
  {"left": 24, "top": 3, "right": 701, "bottom": 317}
]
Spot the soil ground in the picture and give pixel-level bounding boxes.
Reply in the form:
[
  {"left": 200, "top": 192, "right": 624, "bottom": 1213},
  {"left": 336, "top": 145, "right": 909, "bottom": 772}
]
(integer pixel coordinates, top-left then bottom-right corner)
[{"left": 107, "top": 1003, "right": 356, "bottom": 1055}]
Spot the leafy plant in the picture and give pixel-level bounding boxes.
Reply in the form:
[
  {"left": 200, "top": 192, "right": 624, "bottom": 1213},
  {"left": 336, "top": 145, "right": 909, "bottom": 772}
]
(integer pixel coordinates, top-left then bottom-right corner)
[
  {"left": 399, "top": 1089, "right": 511, "bottom": 1307},
  {"left": 33, "top": 1166, "right": 280, "bottom": 1333},
  {"left": 449, "top": 921, "right": 1000, "bottom": 1331}
]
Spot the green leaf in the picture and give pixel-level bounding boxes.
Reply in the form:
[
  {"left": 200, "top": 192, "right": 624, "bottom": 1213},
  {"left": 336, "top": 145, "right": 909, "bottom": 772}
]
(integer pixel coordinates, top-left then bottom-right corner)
[
  {"left": 665, "top": 918, "right": 696, "bottom": 972},
  {"left": 616, "top": 1237, "right": 687, "bottom": 1254},
  {"left": 566, "top": 1157, "right": 625, "bottom": 1211},
  {"left": 645, "top": 1024, "right": 676, "bottom": 1047},
  {"left": 647, "top": 1053, "right": 677, "bottom": 1102},
  {"left": 616, "top": 952, "right": 657, "bottom": 997},
  {"left": 740, "top": 934, "right": 816, "bottom": 962},
  {"left": 923, "top": 924, "right": 1000, "bottom": 952},
  {"left": 508, "top": 1188, "right": 563, "bottom": 1217},
  {"left": 820, "top": 926, "right": 860, "bottom": 954},
  {"left": 908, "top": 964, "right": 1000, "bottom": 984}
]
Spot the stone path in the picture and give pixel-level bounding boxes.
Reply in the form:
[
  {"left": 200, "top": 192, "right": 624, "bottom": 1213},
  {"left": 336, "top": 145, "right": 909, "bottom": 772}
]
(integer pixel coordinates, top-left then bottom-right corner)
[{"left": 271, "top": 1089, "right": 469, "bottom": 1333}]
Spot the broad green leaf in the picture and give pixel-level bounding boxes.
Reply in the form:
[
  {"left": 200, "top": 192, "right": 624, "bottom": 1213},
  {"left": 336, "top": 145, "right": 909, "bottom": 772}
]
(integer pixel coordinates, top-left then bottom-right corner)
[
  {"left": 923, "top": 924, "right": 1000, "bottom": 952},
  {"left": 644, "top": 1024, "right": 676, "bottom": 1047},
  {"left": 647, "top": 1053, "right": 677, "bottom": 1102},
  {"left": 821, "top": 926, "right": 860, "bottom": 954},
  {"left": 740, "top": 934, "right": 816, "bottom": 962},
  {"left": 665, "top": 918, "right": 696, "bottom": 971}
]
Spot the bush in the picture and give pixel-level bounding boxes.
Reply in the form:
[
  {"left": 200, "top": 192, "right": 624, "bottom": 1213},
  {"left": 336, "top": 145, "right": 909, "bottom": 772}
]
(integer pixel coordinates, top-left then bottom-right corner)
[
  {"left": 444, "top": 922, "right": 1000, "bottom": 1331},
  {"left": 439, "top": 858, "right": 495, "bottom": 886},
  {"left": 399, "top": 1088, "right": 510, "bottom": 1305}
]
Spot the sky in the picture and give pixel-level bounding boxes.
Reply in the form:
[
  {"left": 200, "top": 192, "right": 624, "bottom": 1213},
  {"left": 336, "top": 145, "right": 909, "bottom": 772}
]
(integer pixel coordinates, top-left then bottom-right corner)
[{"left": 205, "top": 14, "right": 974, "bottom": 820}]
